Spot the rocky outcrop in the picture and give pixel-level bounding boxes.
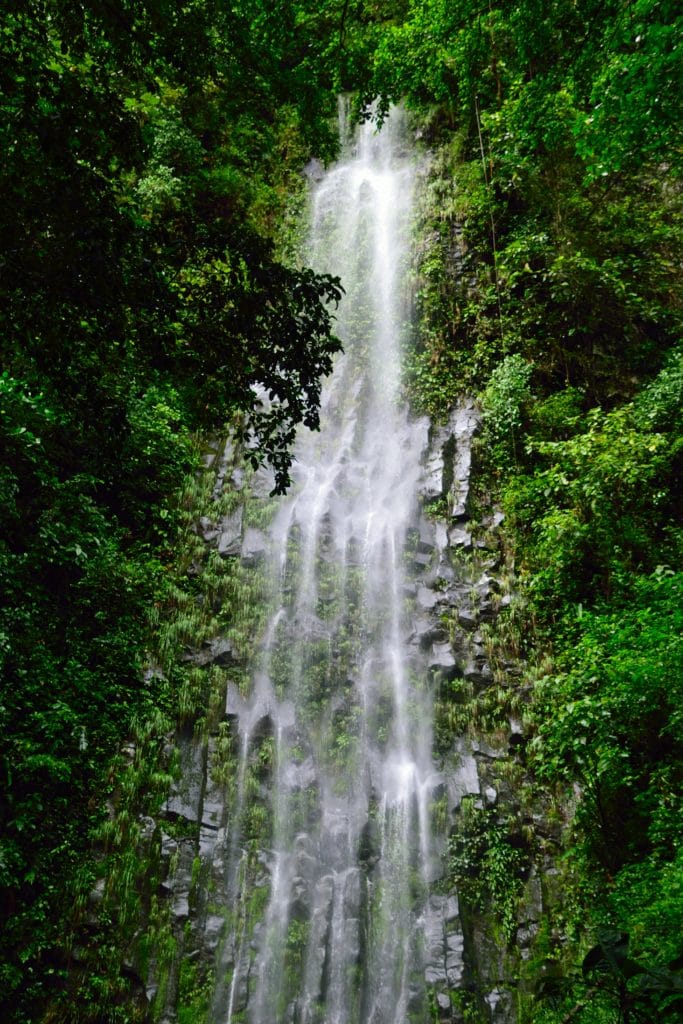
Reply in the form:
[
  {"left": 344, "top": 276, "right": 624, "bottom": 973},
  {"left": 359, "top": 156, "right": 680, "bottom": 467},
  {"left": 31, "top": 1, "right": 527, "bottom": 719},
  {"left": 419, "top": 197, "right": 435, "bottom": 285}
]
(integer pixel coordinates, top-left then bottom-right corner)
[{"left": 419, "top": 398, "right": 479, "bottom": 519}]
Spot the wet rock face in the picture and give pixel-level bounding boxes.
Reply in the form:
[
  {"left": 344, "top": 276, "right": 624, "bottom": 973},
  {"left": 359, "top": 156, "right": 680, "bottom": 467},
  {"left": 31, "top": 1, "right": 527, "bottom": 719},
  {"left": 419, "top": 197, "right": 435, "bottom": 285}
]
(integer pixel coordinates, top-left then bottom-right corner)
[
  {"left": 131, "top": 373, "right": 558, "bottom": 1024},
  {"left": 419, "top": 399, "right": 479, "bottom": 519},
  {"left": 183, "top": 637, "right": 235, "bottom": 669},
  {"left": 240, "top": 527, "right": 268, "bottom": 566},
  {"left": 142, "top": 392, "right": 543, "bottom": 1024},
  {"left": 216, "top": 508, "right": 243, "bottom": 556},
  {"left": 424, "top": 894, "right": 464, "bottom": 992}
]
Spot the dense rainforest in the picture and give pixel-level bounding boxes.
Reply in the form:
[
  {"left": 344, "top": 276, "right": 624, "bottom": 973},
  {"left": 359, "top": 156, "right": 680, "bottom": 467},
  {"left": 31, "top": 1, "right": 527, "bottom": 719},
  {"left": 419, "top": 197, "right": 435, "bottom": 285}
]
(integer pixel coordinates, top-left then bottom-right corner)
[{"left": 0, "top": 2, "right": 681, "bottom": 1023}]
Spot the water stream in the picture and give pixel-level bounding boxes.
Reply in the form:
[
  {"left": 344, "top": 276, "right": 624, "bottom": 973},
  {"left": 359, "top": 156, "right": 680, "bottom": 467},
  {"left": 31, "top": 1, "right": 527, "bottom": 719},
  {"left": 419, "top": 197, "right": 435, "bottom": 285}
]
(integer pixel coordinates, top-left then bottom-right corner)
[{"left": 210, "top": 106, "right": 453, "bottom": 1024}]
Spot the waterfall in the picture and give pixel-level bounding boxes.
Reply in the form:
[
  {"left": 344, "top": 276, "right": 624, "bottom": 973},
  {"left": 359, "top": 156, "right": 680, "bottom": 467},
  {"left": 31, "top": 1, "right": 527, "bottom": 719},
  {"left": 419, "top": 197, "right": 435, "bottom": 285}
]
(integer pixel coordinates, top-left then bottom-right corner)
[{"left": 194, "top": 106, "right": 471, "bottom": 1024}]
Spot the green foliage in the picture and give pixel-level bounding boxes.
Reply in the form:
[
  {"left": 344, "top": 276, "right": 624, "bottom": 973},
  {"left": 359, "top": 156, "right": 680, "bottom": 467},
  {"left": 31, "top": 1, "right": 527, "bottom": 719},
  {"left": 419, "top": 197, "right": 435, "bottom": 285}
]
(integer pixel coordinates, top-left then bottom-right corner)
[
  {"left": 178, "top": 957, "right": 211, "bottom": 1024},
  {"left": 575, "top": 1, "right": 683, "bottom": 178},
  {"left": 367, "top": 1, "right": 682, "bottom": 181},
  {"left": 531, "top": 570, "right": 682, "bottom": 868},
  {"left": 535, "top": 929, "right": 683, "bottom": 1023},
  {"left": 481, "top": 354, "right": 533, "bottom": 467},
  {"left": 372, "top": 1, "right": 682, "bottom": 419},
  {"left": 502, "top": 404, "right": 680, "bottom": 611},
  {"left": 634, "top": 344, "right": 683, "bottom": 432},
  {"left": 610, "top": 851, "right": 683, "bottom": 970},
  {"left": 449, "top": 798, "right": 527, "bottom": 943}
]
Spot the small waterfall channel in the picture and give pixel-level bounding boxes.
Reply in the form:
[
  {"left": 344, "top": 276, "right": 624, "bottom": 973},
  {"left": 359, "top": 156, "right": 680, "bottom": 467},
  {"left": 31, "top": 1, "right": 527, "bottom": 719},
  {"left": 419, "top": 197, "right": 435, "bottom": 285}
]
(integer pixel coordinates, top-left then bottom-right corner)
[{"left": 159, "top": 107, "right": 490, "bottom": 1024}]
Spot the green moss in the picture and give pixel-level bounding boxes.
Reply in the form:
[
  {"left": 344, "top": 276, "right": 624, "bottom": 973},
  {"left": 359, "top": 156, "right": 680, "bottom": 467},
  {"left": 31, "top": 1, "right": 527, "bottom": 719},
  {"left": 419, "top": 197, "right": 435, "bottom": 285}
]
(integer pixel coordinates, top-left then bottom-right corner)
[
  {"left": 177, "top": 958, "right": 211, "bottom": 1024},
  {"left": 449, "top": 798, "right": 528, "bottom": 944}
]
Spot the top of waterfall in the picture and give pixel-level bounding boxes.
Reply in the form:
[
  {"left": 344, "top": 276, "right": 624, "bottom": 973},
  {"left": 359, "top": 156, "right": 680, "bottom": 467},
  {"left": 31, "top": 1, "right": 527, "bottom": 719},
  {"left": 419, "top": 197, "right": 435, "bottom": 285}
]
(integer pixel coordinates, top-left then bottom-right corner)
[{"left": 336, "top": 98, "right": 411, "bottom": 166}]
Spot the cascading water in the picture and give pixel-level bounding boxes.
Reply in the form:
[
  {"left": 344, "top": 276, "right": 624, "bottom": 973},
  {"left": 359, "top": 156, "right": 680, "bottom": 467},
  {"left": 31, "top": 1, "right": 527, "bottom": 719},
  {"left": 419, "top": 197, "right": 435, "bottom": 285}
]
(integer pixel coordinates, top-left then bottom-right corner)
[{"left": 199, "top": 105, "right": 467, "bottom": 1024}]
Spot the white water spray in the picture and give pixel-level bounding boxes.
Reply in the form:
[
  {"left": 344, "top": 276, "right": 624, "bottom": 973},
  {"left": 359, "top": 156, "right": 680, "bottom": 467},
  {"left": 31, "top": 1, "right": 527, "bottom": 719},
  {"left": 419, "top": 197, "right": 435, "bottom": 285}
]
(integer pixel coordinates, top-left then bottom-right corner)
[{"left": 218, "top": 106, "right": 445, "bottom": 1024}]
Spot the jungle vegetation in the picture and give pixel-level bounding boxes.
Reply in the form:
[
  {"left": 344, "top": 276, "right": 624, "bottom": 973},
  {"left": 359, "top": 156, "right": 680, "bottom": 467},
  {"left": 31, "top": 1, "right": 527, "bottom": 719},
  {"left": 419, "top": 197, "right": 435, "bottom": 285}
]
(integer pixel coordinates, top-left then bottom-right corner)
[{"left": 0, "top": 2, "right": 681, "bottom": 1022}]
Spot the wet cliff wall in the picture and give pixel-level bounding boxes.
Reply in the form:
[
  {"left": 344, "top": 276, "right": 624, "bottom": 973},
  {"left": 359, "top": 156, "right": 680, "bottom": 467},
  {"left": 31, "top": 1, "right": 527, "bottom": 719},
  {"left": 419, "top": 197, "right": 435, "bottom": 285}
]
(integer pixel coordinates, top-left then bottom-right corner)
[{"left": 116, "top": 404, "right": 567, "bottom": 1024}]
